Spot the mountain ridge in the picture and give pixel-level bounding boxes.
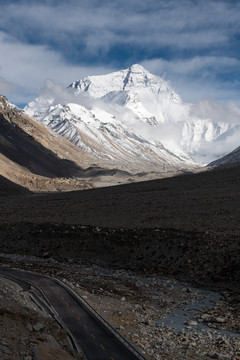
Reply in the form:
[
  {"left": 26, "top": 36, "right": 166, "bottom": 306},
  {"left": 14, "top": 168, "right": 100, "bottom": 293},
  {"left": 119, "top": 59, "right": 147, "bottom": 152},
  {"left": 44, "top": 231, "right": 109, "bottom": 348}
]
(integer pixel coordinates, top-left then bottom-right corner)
[
  {"left": 69, "top": 64, "right": 180, "bottom": 102},
  {"left": 209, "top": 145, "right": 240, "bottom": 167},
  {"left": 25, "top": 64, "right": 240, "bottom": 167},
  {"left": 25, "top": 65, "right": 198, "bottom": 174},
  {"left": 0, "top": 95, "right": 96, "bottom": 191},
  {"left": 1, "top": 94, "right": 194, "bottom": 192}
]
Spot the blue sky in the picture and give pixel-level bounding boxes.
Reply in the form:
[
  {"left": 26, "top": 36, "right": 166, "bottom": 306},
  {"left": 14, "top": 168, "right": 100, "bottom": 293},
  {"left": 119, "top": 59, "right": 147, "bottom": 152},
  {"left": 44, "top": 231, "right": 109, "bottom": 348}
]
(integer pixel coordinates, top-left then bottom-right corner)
[{"left": 0, "top": 0, "right": 240, "bottom": 107}]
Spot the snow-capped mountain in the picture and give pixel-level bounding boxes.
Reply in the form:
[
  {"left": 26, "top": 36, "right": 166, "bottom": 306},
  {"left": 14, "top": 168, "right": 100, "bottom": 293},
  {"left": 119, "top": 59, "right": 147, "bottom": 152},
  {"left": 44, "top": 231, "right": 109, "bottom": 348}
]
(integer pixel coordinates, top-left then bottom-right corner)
[
  {"left": 69, "top": 64, "right": 183, "bottom": 125},
  {"left": 25, "top": 98, "right": 194, "bottom": 173},
  {"left": 25, "top": 64, "right": 240, "bottom": 169},
  {"left": 0, "top": 95, "right": 94, "bottom": 191},
  {"left": 208, "top": 145, "right": 240, "bottom": 167}
]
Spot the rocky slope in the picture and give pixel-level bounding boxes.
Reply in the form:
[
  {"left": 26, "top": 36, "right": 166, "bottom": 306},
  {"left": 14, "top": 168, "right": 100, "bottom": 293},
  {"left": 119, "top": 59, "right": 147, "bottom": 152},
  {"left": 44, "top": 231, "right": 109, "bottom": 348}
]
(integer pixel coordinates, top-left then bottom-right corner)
[
  {"left": 0, "top": 95, "right": 198, "bottom": 192},
  {"left": 0, "top": 99, "right": 83, "bottom": 178},
  {"left": 25, "top": 103, "right": 194, "bottom": 174},
  {"left": 209, "top": 145, "right": 240, "bottom": 167},
  {"left": 1, "top": 95, "right": 140, "bottom": 191},
  {"left": 0, "top": 95, "right": 95, "bottom": 191},
  {"left": 1, "top": 165, "right": 240, "bottom": 291},
  {"left": 0, "top": 175, "right": 30, "bottom": 196}
]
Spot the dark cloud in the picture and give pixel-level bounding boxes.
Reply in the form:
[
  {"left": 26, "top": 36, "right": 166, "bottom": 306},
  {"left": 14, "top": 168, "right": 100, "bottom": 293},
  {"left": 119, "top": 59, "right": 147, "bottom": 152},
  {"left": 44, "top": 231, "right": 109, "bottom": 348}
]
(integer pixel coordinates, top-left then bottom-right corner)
[
  {"left": 1, "top": 0, "right": 240, "bottom": 66},
  {"left": 0, "top": 0, "right": 240, "bottom": 104}
]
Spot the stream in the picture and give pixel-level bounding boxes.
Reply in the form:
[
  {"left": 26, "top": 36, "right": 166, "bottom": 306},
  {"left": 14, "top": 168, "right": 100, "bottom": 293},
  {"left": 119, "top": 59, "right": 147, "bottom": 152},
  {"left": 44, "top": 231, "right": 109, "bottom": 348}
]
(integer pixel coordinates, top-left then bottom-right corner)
[{"left": 157, "top": 287, "right": 240, "bottom": 339}]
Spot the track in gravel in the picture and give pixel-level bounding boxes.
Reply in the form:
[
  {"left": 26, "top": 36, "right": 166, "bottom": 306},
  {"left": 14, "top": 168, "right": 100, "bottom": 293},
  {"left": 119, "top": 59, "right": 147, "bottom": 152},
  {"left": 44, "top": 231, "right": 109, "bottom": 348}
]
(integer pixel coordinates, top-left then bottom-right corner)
[{"left": 0, "top": 267, "right": 148, "bottom": 360}]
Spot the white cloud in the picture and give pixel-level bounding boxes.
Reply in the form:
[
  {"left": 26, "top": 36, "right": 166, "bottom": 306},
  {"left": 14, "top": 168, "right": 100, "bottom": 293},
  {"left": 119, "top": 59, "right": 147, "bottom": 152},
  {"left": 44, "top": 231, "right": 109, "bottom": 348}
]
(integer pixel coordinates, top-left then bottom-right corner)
[
  {"left": 194, "top": 129, "right": 240, "bottom": 164},
  {"left": 190, "top": 98, "right": 240, "bottom": 124},
  {"left": 28, "top": 75, "right": 240, "bottom": 164},
  {"left": 38, "top": 79, "right": 100, "bottom": 110},
  {"left": 0, "top": 31, "right": 115, "bottom": 104},
  {"left": 142, "top": 57, "right": 239, "bottom": 76},
  {"left": 187, "top": 98, "right": 240, "bottom": 163},
  {"left": 141, "top": 57, "right": 240, "bottom": 104},
  {"left": 0, "top": 76, "right": 15, "bottom": 96},
  {"left": 0, "top": 1, "right": 240, "bottom": 106}
]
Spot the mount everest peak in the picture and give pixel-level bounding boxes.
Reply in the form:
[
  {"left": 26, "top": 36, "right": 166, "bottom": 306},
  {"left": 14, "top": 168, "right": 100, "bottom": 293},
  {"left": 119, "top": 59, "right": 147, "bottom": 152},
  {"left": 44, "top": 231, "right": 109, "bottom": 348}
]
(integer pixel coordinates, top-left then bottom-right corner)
[
  {"left": 69, "top": 64, "right": 180, "bottom": 102},
  {"left": 25, "top": 64, "right": 240, "bottom": 171}
]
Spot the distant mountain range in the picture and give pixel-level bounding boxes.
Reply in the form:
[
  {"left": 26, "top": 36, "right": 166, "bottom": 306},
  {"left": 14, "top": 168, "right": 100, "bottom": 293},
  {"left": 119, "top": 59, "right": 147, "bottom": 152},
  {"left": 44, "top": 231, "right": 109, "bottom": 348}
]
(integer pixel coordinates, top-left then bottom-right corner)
[
  {"left": 25, "top": 64, "right": 197, "bottom": 174},
  {"left": 25, "top": 64, "right": 240, "bottom": 166},
  {"left": 1, "top": 65, "right": 240, "bottom": 192},
  {"left": 0, "top": 93, "right": 189, "bottom": 192}
]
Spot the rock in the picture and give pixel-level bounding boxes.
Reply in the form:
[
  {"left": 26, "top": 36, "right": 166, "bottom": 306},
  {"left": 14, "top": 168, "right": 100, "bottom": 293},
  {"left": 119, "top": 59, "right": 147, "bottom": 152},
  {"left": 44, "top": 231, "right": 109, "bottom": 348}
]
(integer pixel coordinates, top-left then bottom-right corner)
[
  {"left": 33, "top": 336, "right": 74, "bottom": 360},
  {"left": 33, "top": 323, "right": 45, "bottom": 332},
  {"left": 209, "top": 353, "right": 220, "bottom": 359},
  {"left": 67, "top": 258, "right": 75, "bottom": 264},
  {"left": 121, "top": 297, "right": 125, "bottom": 302},
  {"left": 201, "top": 313, "right": 210, "bottom": 320},
  {"left": 0, "top": 345, "right": 12, "bottom": 354},
  {"left": 26, "top": 322, "right": 33, "bottom": 331},
  {"left": 42, "top": 251, "right": 51, "bottom": 258},
  {"left": 120, "top": 325, "right": 125, "bottom": 330},
  {"left": 214, "top": 317, "right": 226, "bottom": 324},
  {"left": 231, "top": 295, "right": 240, "bottom": 303},
  {"left": 42, "top": 335, "right": 60, "bottom": 349},
  {"left": 184, "top": 320, "right": 198, "bottom": 326},
  {"left": 209, "top": 353, "right": 231, "bottom": 359}
]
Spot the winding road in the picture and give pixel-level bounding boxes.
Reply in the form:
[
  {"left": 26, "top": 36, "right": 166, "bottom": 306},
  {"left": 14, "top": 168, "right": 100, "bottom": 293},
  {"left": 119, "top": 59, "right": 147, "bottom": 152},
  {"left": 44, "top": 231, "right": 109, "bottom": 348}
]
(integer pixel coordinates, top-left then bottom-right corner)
[{"left": 0, "top": 267, "right": 148, "bottom": 360}]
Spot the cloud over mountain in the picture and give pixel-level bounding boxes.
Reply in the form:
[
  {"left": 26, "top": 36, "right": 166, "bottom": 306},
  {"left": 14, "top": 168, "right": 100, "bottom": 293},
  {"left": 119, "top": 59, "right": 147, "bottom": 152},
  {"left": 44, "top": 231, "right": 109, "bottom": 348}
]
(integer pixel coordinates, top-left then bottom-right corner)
[
  {"left": 0, "top": 1, "right": 240, "bottom": 105},
  {"left": 25, "top": 65, "right": 240, "bottom": 165}
]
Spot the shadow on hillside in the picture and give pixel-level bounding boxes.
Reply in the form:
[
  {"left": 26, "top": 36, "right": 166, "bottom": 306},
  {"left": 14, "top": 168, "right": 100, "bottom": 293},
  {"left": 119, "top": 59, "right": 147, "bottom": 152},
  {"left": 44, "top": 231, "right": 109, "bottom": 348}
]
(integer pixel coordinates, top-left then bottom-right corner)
[{"left": 0, "top": 114, "right": 86, "bottom": 178}]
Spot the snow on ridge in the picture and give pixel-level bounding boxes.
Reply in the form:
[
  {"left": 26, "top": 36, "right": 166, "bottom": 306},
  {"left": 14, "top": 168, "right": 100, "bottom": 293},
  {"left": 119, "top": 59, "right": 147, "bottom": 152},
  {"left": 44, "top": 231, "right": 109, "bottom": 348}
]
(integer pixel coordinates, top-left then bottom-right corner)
[
  {"left": 24, "top": 64, "right": 240, "bottom": 167},
  {"left": 25, "top": 94, "right": 196, "bottom": 171},
  {"left": 69, "top": 64, "right": 180, "bottom": 102}
]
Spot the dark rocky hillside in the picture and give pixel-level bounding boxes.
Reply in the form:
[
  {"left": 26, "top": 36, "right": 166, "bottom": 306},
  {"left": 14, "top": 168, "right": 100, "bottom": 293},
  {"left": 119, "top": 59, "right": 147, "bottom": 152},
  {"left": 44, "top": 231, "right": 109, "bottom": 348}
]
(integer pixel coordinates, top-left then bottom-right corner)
[
  {"left": 209, "top": 145, "right": 240, "bottom": 167},
  {"left": 0, "top": 175, "right": 30, "bottom": 196},
  {"left": 0, "top": 110, "right": 83, "bottom": 178},
  {"left": 0, "top": 165, "right": 240, "bottom": 291}
]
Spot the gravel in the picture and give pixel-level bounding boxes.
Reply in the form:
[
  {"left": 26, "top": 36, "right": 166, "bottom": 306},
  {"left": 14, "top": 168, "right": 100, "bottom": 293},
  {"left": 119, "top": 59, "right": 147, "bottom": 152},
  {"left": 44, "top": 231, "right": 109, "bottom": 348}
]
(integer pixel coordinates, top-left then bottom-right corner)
[{"left": 1, "top": 256, "right": 239, "bottom": 360}]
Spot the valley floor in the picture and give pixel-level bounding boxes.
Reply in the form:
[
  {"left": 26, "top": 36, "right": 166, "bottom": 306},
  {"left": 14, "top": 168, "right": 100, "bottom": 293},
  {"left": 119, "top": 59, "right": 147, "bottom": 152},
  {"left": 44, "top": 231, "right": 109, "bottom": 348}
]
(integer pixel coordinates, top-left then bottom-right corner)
[
  {"left": 0, "top": 255, "right": 239, "bottom": 360},
  {"left": 0, "top": 166, "right": 240, "bottom": 359}
]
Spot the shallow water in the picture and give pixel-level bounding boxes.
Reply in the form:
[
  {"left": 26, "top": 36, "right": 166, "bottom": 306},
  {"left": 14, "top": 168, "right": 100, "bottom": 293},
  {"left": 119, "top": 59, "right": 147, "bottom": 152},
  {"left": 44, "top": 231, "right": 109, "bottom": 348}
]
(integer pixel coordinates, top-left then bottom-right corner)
[{"left": 157, "top": 288, "right": 240, "bottom": 338}]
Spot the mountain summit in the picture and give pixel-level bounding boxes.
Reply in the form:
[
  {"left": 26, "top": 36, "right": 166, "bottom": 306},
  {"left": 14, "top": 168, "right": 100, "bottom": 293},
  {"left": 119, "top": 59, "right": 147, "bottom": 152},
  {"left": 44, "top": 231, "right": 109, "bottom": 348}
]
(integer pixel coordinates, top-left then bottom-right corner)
[{"left": 69, "top": 64, "right": 180, "bottom": 103}]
